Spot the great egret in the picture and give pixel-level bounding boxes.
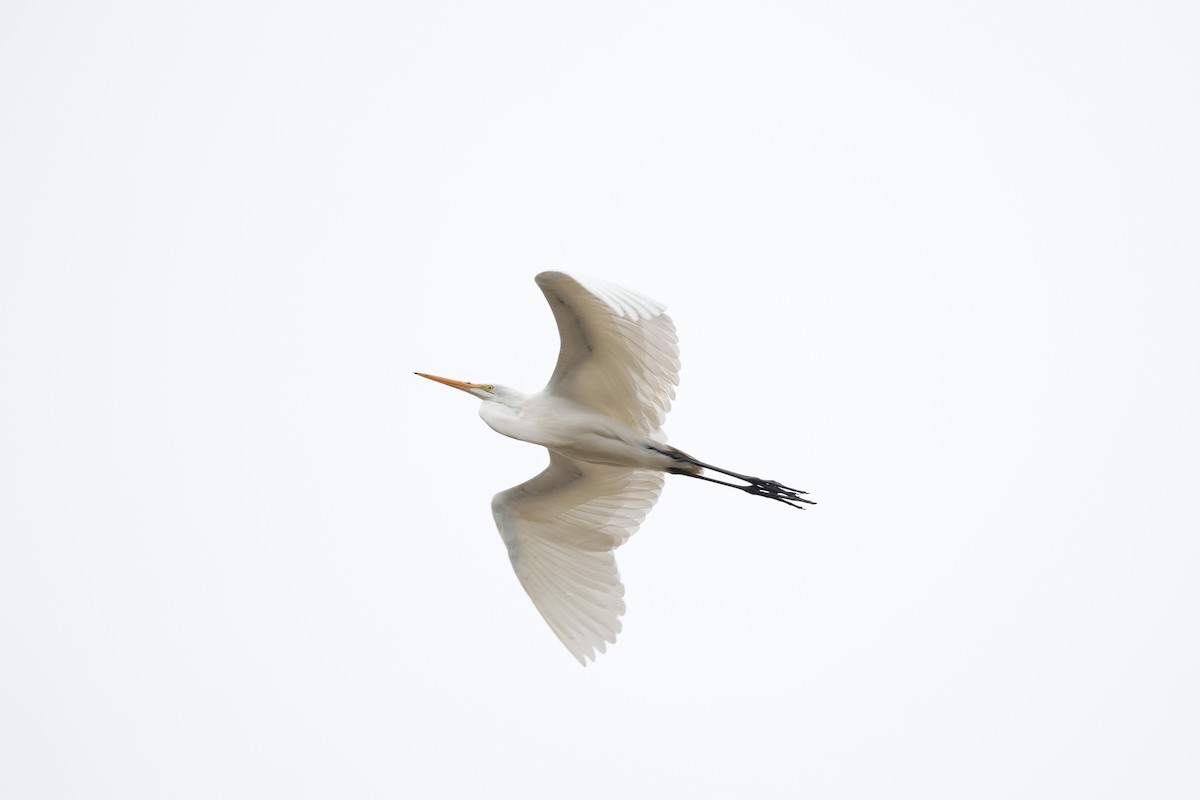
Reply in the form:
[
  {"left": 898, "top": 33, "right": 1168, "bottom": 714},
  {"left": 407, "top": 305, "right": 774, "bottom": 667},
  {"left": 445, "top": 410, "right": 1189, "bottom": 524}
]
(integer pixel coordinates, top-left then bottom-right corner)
[{"left": 417, "top": 271, "right": 813, "bottom": 664}]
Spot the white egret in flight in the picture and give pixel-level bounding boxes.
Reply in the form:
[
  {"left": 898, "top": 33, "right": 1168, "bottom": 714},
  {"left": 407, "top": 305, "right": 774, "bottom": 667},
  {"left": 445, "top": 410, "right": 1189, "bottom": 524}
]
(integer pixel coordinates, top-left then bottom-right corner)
[{"left": 417, "top": 272, "right": 813, "bottom": 664}]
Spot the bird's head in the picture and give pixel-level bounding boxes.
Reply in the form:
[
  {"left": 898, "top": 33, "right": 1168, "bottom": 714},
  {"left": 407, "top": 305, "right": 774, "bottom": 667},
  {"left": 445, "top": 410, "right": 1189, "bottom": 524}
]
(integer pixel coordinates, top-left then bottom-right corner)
[{"left": 415, "top": 372, "right": 518, "bottom": 403}]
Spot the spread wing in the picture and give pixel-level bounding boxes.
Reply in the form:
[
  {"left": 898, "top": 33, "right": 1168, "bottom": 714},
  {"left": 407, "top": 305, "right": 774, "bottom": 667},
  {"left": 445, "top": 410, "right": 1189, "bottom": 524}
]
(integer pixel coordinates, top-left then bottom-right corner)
[
  {"left": 535, "top": 271, "right": 680, "bottom": 436},
  {"left": 491, "top": 452, "right": 665, "bottom": 664}
]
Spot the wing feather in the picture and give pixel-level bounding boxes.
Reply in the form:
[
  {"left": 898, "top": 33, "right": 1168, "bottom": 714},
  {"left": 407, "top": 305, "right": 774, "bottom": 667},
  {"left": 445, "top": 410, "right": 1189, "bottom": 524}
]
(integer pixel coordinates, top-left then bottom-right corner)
[
  {"left": 535, "top": 271, "right": 680, "bottom": 436},
  {"left": 491, "top": 452, "right": 665, "bottom": 664}
]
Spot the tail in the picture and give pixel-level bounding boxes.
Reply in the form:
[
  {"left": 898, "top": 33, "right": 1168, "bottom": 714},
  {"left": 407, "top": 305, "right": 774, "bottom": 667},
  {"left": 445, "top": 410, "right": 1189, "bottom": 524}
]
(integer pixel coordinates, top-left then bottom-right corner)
[{"left": 661, "top": 446, "right": 705, "bottom": 476}]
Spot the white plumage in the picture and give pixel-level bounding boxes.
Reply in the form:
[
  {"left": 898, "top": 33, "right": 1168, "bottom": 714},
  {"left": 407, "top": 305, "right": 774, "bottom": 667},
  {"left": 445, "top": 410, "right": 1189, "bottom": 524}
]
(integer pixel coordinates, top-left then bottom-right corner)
[
  {"left": 499, "top": 273, "right": 681, "bottom": 662},
  {"left": 417, "top": 271, "right": 812, "bottom": 664},
  {"left": 537, "top": 272, "right": 680, "bottom": 437},
  {"left": 491, "top": 454, "right": 663, "bottom": 664}
]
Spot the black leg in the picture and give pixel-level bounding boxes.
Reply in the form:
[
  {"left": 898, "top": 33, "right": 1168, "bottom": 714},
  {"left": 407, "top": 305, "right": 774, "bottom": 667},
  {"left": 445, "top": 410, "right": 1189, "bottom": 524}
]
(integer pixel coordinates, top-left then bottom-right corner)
[{"left": 654, "top": 446, "right": 816, "bottom": 509}]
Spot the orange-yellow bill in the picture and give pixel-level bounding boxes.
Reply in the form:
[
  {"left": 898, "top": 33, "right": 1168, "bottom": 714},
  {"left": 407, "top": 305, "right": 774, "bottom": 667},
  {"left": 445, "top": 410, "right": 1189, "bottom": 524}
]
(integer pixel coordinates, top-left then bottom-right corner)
[{"left": 415, "top": 372, "right": 485, "bottom": 393}]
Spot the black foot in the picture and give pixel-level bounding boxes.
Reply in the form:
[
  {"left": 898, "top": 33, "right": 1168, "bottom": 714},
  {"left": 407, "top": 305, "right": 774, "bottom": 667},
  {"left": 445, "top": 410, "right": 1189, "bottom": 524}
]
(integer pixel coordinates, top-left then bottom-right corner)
[{"left": 739, "top": 477, "right": 815, "bottom": 509}]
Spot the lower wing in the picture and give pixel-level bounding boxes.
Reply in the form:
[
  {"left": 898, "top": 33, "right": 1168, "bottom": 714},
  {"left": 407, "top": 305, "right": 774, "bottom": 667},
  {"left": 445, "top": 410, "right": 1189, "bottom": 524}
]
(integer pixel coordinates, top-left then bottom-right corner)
[{"left": 491, "top": 451, "right": 664, "bottom": 664}]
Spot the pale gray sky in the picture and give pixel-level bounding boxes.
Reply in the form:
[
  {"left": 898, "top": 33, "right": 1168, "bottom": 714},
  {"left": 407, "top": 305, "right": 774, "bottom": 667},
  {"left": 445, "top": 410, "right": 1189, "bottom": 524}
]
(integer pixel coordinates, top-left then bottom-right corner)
[{"left": 2, "top": 2, "right": 1198, "bottom": 798}]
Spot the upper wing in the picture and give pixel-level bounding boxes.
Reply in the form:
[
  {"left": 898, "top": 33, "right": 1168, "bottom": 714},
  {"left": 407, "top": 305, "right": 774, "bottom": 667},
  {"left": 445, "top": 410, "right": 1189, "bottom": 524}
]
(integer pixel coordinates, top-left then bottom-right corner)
[
  {"left": 491, "top": 451, "right": 665, "bottom": 664},
  {"left": 535, "top": 271, "right": 680, "bottom": 436}
]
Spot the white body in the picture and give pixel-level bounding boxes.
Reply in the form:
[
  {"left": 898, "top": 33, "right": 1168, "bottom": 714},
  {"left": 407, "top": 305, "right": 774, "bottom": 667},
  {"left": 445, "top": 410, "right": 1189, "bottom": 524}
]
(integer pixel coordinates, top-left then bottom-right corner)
[{"left": 478, "top": 392, "right": 677, "bottom": 471}]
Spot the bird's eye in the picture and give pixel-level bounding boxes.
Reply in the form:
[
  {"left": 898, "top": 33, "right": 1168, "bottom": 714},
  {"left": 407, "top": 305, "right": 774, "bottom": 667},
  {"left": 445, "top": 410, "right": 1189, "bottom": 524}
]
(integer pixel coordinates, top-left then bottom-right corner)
[{"left": 485, "top": 385, "right": 495, "bottom": 392}]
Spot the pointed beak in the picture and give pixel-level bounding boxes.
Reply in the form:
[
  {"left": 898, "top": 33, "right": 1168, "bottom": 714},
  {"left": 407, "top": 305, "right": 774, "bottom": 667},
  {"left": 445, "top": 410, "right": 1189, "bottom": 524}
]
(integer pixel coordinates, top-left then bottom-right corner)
[{"left": 414, "top": 372, "right": 485, "bottom": 394}]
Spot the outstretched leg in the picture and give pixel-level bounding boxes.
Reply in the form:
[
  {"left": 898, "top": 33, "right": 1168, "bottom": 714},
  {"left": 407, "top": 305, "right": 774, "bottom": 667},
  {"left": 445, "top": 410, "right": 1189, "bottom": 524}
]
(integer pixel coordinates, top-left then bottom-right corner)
[{"left": 650, "top": 446, "right": 815, "bottom": 509}]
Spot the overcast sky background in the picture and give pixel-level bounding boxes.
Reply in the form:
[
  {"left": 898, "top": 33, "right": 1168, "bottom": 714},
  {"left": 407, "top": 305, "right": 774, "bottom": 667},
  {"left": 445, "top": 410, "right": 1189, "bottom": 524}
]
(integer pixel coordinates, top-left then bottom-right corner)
[{"left": 3, "top": 2, "right": 1199, "bottom": 798}]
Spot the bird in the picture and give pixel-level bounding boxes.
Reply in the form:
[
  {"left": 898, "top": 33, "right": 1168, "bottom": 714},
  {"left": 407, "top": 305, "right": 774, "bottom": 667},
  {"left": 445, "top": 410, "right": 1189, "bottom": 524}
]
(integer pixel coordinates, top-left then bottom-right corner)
[{"left": 417, "top": 271, "right": 813, "bottom": 664}]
